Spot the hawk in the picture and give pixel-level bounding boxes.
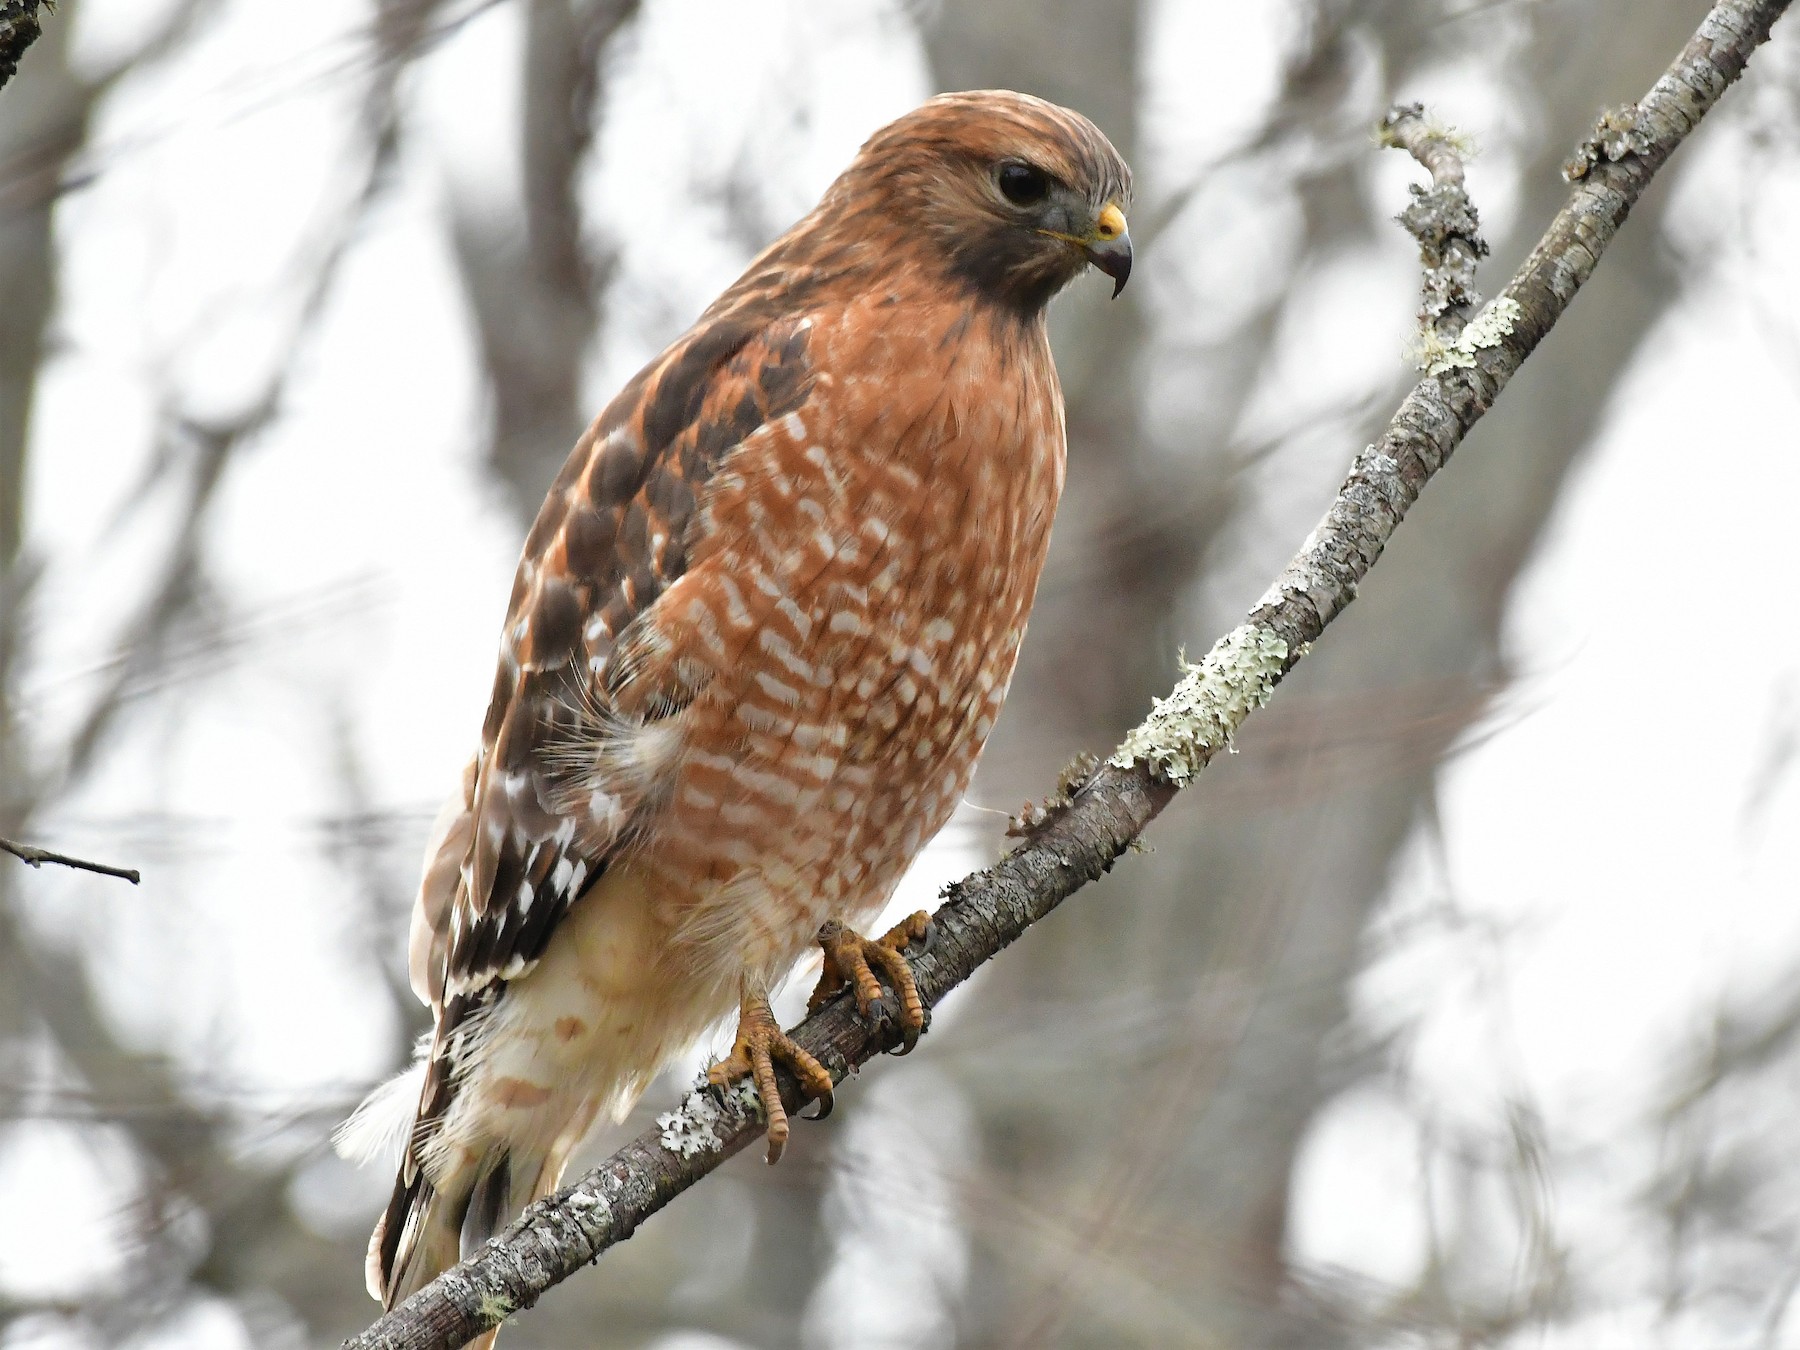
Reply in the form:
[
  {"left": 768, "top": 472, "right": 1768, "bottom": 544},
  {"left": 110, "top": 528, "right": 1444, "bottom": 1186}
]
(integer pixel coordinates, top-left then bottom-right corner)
[{"left": 344, "top": 89, "right": 1132, "bottom": 1315}]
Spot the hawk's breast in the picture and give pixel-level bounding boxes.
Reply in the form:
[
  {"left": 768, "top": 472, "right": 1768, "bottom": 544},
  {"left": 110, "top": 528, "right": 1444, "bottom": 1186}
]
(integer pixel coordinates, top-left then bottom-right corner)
[{"left": 620, "top": 300, "right": 1065, "bottom": 985}]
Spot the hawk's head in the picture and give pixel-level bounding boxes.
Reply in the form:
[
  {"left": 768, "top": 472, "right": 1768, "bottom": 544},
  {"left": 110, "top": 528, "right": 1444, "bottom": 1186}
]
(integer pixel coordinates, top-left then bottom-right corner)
[{"left": 835, "top": 90, "right": 1134, "bottom": 313}]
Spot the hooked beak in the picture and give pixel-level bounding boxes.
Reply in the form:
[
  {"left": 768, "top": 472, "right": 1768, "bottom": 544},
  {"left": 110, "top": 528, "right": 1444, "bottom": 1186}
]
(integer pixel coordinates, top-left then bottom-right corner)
[{"left": 1083, "top": 201, "right": 1132, "bottom": 298}]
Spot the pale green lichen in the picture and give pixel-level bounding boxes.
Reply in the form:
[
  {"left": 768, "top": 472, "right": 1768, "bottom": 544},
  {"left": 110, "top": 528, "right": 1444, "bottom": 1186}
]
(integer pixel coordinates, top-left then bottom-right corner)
[
  {"left": 1376, "top": 110, "right": 1477, "bottom": 159},
  {"left": 1416, "top": 295, "right": 1522, "bottom": 374},
  {"left": 1109, "top": 625, "right": 1290, "bottom": 785},
  {"left": 657, "top": 1078, "right": 761, "bottom": 1158},
  {"left": 1410, "top": 328, "right": 1467, "bottom": 373},
  {"left": 476, "top": 1293, "right": 516, "bottom": 1326},
  {"left": 1434, "top": 123, "right": 1479, "bottom": 158},
  {"left": 1459, "top": 296, "right": 1522, "bottom": 350}
]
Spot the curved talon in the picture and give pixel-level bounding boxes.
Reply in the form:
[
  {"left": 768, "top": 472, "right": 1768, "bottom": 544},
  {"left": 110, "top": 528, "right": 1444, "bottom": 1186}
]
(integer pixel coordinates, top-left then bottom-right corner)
[
  {"left": 889, "top": 910, "right": 933, "bottom": 954},
  {"left": 888, "top": 1003, "right": 929, "bottom": 1056},
  {"left": 916, "top": 917, "right": 938, "bottom": 956},
  {"left": 707, "top": 995, "right": 834, "bottom": 1164},
  {"left": 811, "top": 912, "right": 929, "bottom": 1051}
]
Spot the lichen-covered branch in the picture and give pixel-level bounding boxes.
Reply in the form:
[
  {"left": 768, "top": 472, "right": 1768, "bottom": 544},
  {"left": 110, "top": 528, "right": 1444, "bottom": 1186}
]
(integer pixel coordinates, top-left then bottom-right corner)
[
  {"left": 345, "top": 2, "right": 1791, "bottom": 1345},
  {"left": 1381, "top": 102, "right": 1489, "bottom": 345},
  {"left": 1107, "top": 625, "right": 1293, "bottom": 784}
]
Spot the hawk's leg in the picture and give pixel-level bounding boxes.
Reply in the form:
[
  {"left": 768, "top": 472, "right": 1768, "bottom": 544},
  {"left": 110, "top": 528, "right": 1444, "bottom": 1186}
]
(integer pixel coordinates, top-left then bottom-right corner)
[
  {"left": 808, "top": 911, "right": 931, "bottom": 1052},
  {"left": 708, "top": 994, "right": 835, "bottom": 1164}
]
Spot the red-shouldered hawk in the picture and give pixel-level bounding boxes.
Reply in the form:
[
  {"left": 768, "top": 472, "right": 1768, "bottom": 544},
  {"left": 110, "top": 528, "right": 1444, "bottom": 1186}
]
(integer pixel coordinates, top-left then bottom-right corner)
[{"left": 344, "top": 89, "right": 1132, "bottom": 1316}]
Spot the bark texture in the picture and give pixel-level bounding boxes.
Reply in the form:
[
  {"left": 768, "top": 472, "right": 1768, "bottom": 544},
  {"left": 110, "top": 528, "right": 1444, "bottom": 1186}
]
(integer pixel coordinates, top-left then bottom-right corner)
[{"left": 0, "top": 0, "right": 44, "bottom": 93}]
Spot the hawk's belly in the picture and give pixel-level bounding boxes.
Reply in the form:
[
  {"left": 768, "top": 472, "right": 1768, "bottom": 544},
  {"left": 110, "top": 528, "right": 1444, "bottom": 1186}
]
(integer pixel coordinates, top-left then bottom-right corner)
[
  {"left": 620, "top": 435, "right": 1054, "bottom": 992},
  {"left": 630, "top": 565, "right": 1031, "bottom": 992}
]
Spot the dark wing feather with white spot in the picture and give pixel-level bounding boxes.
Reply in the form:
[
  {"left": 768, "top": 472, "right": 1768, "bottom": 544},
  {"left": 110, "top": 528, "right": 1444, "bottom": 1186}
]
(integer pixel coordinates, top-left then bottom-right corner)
[{"left": 373, "top": 309, "right": 816, "bottom": 1304}]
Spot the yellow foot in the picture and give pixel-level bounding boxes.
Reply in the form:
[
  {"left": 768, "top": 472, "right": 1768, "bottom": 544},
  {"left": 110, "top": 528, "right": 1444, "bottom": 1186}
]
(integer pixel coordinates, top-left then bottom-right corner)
[
  {"left": 708, "top": 994, "right": 835, "bottom": 1164},
  {"left": 808, "top": 911, "right": 932, "bottom": 1052}
]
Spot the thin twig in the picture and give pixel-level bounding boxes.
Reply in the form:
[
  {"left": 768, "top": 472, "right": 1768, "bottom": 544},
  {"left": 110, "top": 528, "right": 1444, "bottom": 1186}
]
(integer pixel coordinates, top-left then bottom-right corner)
[
  {"left": 0, "top": 836, "right": 140, "bottom": 884},
  {"left": 345, "top": 3, "right": 1792, "bottom": 1345}
]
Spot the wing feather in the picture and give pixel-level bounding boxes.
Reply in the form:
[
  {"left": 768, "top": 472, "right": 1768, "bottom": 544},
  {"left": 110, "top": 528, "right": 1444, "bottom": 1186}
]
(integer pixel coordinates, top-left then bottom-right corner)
[
  {"left": 445, "top": 310, "right": 815, "bottom": 997},
  {"left": 375, "top": 304, "right": 818, "bottom": 1300}
]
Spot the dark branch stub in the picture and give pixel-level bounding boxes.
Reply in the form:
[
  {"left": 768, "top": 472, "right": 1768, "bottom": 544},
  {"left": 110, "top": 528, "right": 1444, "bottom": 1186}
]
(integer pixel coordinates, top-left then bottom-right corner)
[
  {"left": 345, "top": 3, "right": 1794, "bottom": 1346},
  {"left": 1, "top": 836, "right": 142, "bottom": 884}
]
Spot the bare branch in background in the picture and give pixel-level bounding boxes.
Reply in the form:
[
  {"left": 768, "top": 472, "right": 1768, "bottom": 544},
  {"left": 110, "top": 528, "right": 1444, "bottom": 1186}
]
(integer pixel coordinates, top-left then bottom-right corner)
[
  {"left": 49, "top": 0, "right": 447, "bottom": 795},
  {"left": 452, "top": 0, "right": 642, "bottom": 527},
  {"left": 0, "top": 835, "right": 140, "bottom": 883},
  {"left": 346, "top": 3, "right": 1793, "bottom": 1344},
  {"left": 0, "top": 3, "right": 474, "bottom": 1342}
]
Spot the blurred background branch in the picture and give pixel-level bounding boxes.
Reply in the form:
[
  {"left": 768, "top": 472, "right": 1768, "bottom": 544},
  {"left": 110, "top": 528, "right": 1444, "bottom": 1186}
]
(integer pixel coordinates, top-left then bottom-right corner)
[{"left": 0, "top": 835, "right": 138, "bottom": 882}]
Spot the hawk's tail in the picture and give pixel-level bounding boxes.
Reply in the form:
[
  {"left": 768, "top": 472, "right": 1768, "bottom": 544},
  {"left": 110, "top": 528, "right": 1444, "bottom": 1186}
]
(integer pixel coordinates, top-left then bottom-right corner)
[
  {"left": 340, "top": 1043, "right": 557, "bottom": 1346},
  {"left": 367, "top": 1135, "right": 558, "bottom": 1347},
  {"left": 368, "top": 1163, "right": 463, "bottom": 1308}
]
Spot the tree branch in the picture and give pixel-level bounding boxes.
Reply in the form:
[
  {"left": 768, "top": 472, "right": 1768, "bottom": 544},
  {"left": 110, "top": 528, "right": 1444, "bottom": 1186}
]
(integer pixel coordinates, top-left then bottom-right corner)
[
  {"left": 0, "top": 835, "right": 139, "bottom": 883},
  {"left": 1380, "top": 102, "right": 1489, "bottom": 342},
  {"left": 345, "top": 2, "right": 1792, "bottom": 1345},
  {"left": 0, "top": 0, "right": 45, "bottom": 94}
]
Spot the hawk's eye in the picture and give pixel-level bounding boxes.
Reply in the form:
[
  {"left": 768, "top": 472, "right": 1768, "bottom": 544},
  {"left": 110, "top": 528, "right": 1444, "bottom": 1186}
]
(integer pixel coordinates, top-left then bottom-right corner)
[{"left": 997, "top": 161, "right": 1051, "bottom": 207}]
